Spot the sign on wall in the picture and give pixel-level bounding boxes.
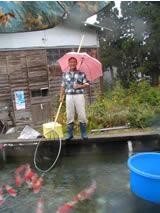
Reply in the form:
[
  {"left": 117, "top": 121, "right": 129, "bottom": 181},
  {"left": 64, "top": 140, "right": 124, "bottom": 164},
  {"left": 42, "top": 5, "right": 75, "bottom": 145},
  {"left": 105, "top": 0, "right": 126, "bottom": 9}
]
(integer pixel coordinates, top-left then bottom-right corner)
[{"left": 14, "top": 91, "right": 25, "bottom": 110}]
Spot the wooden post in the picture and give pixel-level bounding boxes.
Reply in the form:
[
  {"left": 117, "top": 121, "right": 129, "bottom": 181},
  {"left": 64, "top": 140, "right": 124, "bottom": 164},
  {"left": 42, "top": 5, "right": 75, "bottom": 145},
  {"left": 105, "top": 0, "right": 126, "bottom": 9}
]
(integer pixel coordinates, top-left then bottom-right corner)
[
  {"left": 44, "top": 50, "right": 52, "bottom": 121},
  {"left": 6, "top": 56, "right": 16, "bottom": 126},
  {"left": 25, "top": 55, "right": 32, "bottom": 114}
]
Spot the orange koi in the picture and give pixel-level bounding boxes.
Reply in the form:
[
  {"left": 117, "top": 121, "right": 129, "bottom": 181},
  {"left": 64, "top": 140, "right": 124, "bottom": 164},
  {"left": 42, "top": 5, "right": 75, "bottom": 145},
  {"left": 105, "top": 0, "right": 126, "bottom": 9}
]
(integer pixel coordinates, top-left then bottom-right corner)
[
  {"left": 28, "top": 173, "right": 38, "bottom": 189},
  {"left": 16, "top": 164, "right": 26, "bottom": 173},
  {"left": 33, "top": 174, "right": 44, "bottom": 194},
  {"left": 57, "top": 180, "right": 96, "bottom": 213},
  {"left": 36, "top": 199, "right": 43, "bottom": 213},
  {"left": 15, "top": 164, "right": 26, "bottom": 187},
  {"left": 15, "top": 172, "right": 22, "bottom": 187},
  {"left": 0, "top": 187, "right": 3, "bottom": 206},
  {"left": 0, "top": 144, "right": 3, "bottom": 149},
  {"left": 3, "top": 184, "right": 16, "bottom": 197},
  {"left": 77, "top": 180, "right": 96, "bottom": 201},
  {"left": 57, "top": 203, "right": 73, "bottom": 213},
  {"left": 24, "top": 164, "right": 34, "bottom": 182}
]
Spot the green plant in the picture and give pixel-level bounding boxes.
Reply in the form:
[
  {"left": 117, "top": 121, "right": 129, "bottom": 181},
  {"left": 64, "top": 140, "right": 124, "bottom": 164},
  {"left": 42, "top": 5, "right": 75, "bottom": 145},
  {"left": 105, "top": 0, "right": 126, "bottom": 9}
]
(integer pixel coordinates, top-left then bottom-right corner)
[{"left": 53, "top": 80, "right": 160, "bottom": 135}]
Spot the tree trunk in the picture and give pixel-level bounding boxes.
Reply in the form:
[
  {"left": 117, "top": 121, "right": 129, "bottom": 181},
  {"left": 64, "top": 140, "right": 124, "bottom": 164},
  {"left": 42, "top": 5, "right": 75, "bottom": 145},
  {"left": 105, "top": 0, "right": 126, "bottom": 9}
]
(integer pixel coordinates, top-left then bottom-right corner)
[
  {"left": 110, "top": 66, "right": 114, "bottom": 88},
  {"left": 151, "top": 70, "right": 159, "bottom": 86}
]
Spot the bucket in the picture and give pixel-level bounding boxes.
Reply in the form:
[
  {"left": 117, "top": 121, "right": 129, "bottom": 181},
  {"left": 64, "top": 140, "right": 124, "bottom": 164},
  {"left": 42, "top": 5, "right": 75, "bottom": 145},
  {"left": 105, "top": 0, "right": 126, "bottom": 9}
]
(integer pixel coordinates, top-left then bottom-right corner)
[
  {"left": 43, "top": 122, "right": 63, "bottom": 139},
  {"left": 128, "top": 152, "right": 160, "bottom": 203}
]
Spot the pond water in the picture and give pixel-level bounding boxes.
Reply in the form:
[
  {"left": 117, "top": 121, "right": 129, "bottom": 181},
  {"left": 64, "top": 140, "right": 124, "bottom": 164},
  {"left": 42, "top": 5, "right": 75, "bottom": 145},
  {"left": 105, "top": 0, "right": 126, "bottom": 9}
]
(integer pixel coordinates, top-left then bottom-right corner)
[{"left": 0, "top": 149, "right": 160, "bottom": 213}]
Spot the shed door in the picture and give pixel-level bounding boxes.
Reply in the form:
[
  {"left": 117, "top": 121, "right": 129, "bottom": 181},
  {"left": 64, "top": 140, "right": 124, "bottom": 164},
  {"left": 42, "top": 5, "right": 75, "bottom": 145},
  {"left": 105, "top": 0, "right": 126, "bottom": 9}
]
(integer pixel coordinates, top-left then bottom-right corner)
[
  {"left": 26, "top": 50, "right": 52, "bottom": 125},
  {"left": 31, "top": 103, "right": 51, "bottom": 125}
]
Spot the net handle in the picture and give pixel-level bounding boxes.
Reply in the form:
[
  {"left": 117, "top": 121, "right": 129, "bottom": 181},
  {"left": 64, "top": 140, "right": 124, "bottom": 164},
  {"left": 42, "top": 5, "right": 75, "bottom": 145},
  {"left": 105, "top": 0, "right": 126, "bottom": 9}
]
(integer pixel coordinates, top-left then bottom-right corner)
[
  {"left": 53, "top": 101, "right": 63, "bottom": 129},
  {"left": 77, "top": 35, "right": 85, "bottom": 53}
]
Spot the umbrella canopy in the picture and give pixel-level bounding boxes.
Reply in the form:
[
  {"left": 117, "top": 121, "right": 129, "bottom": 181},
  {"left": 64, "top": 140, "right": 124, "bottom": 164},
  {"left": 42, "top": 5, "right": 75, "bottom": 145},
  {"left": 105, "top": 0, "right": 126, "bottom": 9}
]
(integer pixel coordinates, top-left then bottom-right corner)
[
  {"left": 0, "top": 1, "right": 110, "bottom": 33},
  {"left": 57, "top": 52, "right": 103, "bottom": 82}
]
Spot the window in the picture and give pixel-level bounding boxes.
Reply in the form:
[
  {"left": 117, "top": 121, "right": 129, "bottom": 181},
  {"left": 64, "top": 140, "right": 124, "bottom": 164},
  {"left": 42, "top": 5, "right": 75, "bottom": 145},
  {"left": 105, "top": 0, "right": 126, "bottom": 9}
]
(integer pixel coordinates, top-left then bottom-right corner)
[
  {"left": 31, "top": 88, "right": 48, "bottom": 97},
  {"left": 47, "top": 49, "right": 72, "bottom": 65}
]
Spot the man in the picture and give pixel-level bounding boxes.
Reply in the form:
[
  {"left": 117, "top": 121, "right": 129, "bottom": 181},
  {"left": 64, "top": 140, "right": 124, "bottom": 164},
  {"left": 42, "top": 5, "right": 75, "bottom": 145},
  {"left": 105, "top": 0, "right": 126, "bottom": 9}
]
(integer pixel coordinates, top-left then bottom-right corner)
[{"left": 59, "top": 57, "right": 89, "bottom": 140}]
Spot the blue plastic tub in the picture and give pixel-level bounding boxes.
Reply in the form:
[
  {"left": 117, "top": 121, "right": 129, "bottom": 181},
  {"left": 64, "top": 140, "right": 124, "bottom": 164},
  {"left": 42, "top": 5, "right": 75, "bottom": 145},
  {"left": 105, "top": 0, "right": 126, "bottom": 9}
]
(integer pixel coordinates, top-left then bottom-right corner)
[{"left": 128, "top": 152, "right": 160, "bottom": 203}]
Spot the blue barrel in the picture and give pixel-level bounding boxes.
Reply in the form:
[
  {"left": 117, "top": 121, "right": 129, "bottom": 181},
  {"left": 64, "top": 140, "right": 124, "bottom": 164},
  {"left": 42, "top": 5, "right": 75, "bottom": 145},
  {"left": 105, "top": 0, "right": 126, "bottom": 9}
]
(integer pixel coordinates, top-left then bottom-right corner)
[{"left": 128, "top": 152, "right": 160, "bottom": 203}]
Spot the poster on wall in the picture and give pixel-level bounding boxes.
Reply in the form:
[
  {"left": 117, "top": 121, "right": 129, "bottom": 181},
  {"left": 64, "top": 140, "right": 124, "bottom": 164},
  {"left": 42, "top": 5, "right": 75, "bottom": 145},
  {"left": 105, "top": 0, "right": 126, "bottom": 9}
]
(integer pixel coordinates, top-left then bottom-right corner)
[{"left": 14, "top": 91, "right": 25, "bottom": 110}]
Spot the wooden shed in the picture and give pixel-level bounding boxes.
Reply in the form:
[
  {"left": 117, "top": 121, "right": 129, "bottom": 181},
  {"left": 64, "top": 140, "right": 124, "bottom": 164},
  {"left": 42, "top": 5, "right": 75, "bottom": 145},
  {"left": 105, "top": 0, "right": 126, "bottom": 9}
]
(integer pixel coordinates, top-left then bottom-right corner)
[{"left": 0, "top": 23, "right": 103, "bottom": 127}]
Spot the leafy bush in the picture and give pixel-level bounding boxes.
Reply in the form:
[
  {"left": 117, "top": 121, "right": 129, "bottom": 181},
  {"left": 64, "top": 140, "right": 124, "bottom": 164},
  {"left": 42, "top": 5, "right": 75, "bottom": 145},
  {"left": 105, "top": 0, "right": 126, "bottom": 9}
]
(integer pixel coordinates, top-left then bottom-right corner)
[
  {"left": 54, "top": 81, "right": 160, "bottom": 135},
  {"left": 87, "top": 81, "right": 160, "bottom": 130}
]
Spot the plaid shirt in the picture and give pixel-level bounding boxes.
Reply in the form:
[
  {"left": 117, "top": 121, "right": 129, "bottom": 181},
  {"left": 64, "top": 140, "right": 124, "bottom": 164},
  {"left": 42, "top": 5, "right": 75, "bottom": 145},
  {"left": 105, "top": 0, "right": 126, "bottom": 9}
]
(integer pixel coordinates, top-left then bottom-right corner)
[{"left": 61, "top": 70, "right": 89, "bottom": 95}]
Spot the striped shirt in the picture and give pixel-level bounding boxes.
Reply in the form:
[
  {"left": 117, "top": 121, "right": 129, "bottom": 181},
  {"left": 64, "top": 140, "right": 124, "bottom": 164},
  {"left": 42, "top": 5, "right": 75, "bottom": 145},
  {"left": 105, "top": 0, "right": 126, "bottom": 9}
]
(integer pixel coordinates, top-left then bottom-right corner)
[{"left": 61, "top": 70, "right": 89, "bottom": 95}]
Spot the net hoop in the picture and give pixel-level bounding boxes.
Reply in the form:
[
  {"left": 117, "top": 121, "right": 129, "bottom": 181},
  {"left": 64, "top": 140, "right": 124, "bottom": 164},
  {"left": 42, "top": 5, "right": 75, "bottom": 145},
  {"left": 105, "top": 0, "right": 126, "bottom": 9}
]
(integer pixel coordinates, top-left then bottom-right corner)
[{"left": 34, "top": 129, "right": 62, "bottom": 173}]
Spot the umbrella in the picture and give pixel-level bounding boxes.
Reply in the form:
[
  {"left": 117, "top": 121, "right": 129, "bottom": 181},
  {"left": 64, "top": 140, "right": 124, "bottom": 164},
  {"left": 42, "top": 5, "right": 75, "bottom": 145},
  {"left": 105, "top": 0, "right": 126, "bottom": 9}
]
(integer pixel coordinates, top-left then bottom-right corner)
[
  {"left": 57, "top": 52, "right": 103, "bottom": 81},
  {"left": 0, "top": 1, "right": 110, "bottom": 33}
]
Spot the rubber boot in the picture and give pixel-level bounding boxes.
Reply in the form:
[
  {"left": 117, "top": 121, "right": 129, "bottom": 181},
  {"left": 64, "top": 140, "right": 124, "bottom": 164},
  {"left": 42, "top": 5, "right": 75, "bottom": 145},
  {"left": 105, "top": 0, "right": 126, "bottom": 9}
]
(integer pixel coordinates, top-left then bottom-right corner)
[
  {"left": 80, "top": 123, "right": 88, "bottom": 140},
  {"left": 65, "top": 123, "right": 74, "bottom": 140}
]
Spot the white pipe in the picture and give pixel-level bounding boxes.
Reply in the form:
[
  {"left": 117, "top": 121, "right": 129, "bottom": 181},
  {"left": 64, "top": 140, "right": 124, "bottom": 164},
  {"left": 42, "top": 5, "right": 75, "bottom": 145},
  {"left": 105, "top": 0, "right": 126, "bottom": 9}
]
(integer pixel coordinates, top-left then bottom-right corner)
[{"left": 128, "top": 140, "right": 133, "bottom": 158}]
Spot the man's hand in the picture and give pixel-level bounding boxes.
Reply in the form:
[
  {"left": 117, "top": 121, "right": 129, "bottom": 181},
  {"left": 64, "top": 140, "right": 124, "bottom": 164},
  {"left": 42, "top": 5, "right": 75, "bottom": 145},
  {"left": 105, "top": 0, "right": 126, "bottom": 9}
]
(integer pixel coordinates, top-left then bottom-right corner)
[
  {"left": 73, "top": 84, "right": 89, "bottom": 89},
  {"left": 59, "top": 96, "right": 64, "bottom": 103},
  {"left": 73, "top": 84, "right": 80, "bottom": 89}
]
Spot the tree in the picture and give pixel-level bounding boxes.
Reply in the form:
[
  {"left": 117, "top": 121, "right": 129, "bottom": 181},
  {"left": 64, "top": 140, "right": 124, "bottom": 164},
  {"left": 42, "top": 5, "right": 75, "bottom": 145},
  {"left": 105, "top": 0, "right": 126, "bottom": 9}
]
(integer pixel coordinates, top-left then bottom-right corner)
[
  {"left": 97, "top": 1, "right": 160, "bottom": 88},
  {"left": 121, "top": 1, "right": 160, "bottom": 86}
]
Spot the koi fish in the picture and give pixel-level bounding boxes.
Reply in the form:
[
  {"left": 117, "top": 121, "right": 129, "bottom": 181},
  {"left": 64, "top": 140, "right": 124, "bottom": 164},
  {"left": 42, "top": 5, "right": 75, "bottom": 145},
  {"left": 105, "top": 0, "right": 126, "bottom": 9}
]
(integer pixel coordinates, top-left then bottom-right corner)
[
  {"left": 57, "top": 203, "right": 72, "bottom": 213},
  {"left": 33, "top": 174, "right": 44, "bottom": 193},
  {"left": 24, "top": 164, "right": 34, "bottom": 182},
  {"left": 57, "top": 180, "right": 96, "bottom": 213},
  {"left": 28, "top": 173, "right": 38, "bottom": 189},
  {"left": 77, "top": 180, "right": 96, "bottom": 201},
  {"left": 16, "top": 164, "right": 26, "bottom": 173},
  {"left": 15, "top": 173, "right": 22, "bottom": 187},
  {"left": 15, "top": 164, "right": 26, "bottom": 187},
  {"left": 36, "top": 199, "right": 43, "bottom": 213},
  {"left": 0, "top": 187, "right": 3, "bottom": 206},
  {"left": 15, "top": 165, "right": 26, "bottom": 187},
  {"left": 3, "top": 184, "right": 16, "bottom": 197}
]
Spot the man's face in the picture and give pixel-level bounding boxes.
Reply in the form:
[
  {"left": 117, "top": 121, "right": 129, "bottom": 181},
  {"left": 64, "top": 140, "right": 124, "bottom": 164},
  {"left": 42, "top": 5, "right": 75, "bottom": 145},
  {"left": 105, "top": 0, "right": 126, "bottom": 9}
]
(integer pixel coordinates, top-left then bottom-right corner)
[{"left": 68, "top": 58, "right": 77, "bottom": 71}]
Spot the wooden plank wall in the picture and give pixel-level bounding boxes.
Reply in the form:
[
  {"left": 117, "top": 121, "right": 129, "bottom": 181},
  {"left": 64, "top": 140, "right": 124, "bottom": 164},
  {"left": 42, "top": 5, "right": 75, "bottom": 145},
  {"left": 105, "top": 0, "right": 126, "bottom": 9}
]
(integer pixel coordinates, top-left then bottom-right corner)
[
  {"left": 0, "top": 54, "right": 11, "bottom": 109},
  {"left": 48, "top": 64, "right": 62, "bottom": 111},
  {"left": 85, "top": 79, "right": 102, "bottom": 106},
  {"left": 0, "top": 53, "right": 14, "bottom": 125},
  {"left": 7, "top": 52, "right": 31, "bottom": 126},
  {"left": 0, "top": 50, "right": 51, "bottom": 126},
  {"left": 0, "top": 48, "right": 102, "bottom": 127}
]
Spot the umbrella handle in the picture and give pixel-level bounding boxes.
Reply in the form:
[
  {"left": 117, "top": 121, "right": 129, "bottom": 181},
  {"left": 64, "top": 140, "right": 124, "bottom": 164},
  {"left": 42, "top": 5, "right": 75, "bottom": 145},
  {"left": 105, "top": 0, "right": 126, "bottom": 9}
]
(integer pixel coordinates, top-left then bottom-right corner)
[{"left": 77, "top": 35, "right": 85, "bottom": 53}]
